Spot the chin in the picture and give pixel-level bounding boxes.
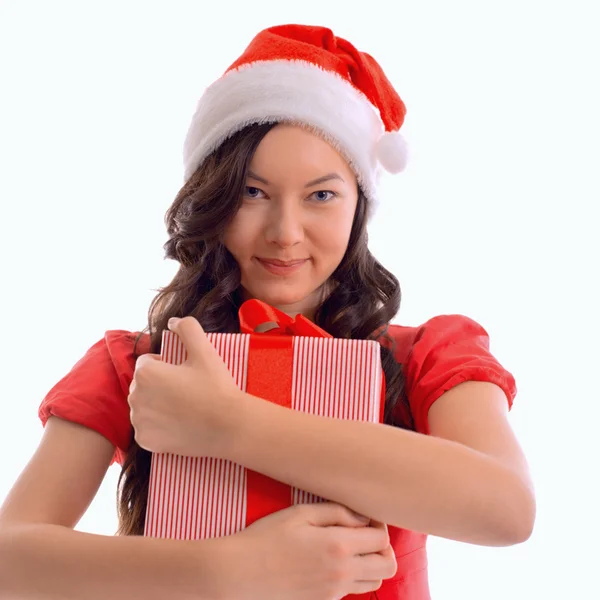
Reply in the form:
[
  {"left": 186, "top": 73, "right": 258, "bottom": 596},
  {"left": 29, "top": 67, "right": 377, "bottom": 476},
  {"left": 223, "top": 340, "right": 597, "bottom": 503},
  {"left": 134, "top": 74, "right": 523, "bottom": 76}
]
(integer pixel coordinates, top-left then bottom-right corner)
[
  {"left": 259, "top": 292, "right": 308, "bottom": 308},
  {"left": 246, "top": 285, "right": 317, "bottom": 311}
]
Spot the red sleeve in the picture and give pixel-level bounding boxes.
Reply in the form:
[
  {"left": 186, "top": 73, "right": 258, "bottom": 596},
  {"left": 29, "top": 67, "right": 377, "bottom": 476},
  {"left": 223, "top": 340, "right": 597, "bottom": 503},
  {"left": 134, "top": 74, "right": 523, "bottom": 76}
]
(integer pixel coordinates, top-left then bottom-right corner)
[
  {"left": 389, "top": 315, "right": 517, "bottom": 435},
  {"left": 38, "top": 330, "right": 150, "bottom": 466}
]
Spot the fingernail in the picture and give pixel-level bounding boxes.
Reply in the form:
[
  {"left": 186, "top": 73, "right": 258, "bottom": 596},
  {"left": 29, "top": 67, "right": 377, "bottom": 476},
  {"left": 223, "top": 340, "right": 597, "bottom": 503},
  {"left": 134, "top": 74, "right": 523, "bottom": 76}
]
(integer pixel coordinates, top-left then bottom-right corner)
[{"left": 168, "top": 317, "right": 180, "bottom": 329}]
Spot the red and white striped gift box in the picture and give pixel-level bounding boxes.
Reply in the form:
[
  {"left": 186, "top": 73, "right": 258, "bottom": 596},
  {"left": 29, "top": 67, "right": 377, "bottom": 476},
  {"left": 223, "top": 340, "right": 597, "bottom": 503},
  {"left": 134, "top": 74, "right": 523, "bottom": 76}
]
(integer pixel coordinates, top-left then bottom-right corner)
[{"left": 144, "top": 319, "right": 384, "bottom": 542}]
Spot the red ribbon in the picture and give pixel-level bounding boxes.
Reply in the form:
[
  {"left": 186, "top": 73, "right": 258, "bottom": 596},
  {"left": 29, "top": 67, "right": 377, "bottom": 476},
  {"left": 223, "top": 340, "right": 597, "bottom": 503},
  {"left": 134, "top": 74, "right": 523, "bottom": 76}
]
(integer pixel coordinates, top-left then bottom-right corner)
[
  {"left": 240, "top": 300, "right": 331, "bottom": 527},
  {"left": 239, "top": 298, "right": 333, "bottom": 338},
  {"left": 239, "top": 299, "right": 380, "bottom": 600}
]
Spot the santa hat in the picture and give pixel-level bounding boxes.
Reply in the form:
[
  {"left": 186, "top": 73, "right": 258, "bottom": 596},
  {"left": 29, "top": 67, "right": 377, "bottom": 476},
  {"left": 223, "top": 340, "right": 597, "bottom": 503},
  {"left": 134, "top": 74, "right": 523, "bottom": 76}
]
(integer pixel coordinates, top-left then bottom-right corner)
[{"left": 182, "top": 24, "right": 408, "bottom": 215}]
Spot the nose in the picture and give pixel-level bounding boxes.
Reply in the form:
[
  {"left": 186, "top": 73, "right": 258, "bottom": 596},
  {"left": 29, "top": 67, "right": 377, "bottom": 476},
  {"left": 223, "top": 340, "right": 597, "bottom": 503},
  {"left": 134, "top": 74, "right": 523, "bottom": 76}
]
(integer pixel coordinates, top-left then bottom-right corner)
[{"left": 263, "top": 200, "right": 304, "bottom": 248}]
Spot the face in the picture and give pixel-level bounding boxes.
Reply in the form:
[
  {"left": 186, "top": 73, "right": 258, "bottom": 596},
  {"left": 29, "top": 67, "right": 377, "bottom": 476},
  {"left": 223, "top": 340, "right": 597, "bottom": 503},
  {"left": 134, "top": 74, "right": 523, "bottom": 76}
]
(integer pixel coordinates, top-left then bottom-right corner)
[{"left": 223, "top": 124, "right": 359, "bottom": 319}]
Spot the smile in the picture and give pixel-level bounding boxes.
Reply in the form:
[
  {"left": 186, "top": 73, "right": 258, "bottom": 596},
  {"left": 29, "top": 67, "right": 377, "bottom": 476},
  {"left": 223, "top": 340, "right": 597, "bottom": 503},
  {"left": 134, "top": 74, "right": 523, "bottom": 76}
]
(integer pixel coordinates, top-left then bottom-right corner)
[{"left": 256, "top": 258, "right": 308, "bottom": 275}]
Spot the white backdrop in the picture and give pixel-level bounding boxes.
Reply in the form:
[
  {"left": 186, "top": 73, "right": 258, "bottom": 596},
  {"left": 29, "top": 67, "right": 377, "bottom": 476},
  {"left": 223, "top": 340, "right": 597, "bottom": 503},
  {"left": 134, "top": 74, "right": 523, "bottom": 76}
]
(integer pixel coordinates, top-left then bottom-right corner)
[{"left": 1, "top": 1, "right": 598, "bottom": 598}]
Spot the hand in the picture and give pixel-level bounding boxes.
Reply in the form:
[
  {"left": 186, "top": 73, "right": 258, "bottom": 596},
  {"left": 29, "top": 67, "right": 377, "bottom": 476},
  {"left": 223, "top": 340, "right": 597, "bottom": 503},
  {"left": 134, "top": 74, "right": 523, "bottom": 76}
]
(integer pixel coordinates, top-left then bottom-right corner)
[
  {"left": 127, "top": 316, "right": 242, "bottom": 457},
  {"left": 220, "top": 502, "right": 397, "bottom": 600}
]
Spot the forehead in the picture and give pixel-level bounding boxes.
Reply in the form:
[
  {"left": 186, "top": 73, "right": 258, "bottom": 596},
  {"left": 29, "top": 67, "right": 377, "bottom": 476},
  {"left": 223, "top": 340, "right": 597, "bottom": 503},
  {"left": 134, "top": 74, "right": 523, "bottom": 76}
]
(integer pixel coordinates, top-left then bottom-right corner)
[{"left": 249, "top": 123, "right": 357, "bottom": 184}]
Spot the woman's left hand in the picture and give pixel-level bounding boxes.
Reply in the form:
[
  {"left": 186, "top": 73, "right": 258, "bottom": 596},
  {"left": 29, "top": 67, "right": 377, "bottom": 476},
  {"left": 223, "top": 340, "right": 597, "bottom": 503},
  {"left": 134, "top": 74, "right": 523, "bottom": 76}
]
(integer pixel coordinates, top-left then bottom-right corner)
[{"left": 127, "top": 316, "right": 243, "bottom": 457}]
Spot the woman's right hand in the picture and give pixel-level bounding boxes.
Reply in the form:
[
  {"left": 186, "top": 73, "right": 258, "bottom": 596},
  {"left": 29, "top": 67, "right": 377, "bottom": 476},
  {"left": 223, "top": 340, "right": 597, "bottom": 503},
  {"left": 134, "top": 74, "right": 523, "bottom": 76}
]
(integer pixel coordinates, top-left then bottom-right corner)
[{"left": 219, "top": 501, "right": 397, "bottom": 600}]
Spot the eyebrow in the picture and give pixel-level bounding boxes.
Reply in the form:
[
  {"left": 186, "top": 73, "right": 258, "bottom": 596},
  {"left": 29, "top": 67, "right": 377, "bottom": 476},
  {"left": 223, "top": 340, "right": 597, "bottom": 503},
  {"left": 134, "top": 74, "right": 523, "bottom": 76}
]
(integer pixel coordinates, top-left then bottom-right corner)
[{"left": 247, "top": 170, "right": 345, "bottom": 188}]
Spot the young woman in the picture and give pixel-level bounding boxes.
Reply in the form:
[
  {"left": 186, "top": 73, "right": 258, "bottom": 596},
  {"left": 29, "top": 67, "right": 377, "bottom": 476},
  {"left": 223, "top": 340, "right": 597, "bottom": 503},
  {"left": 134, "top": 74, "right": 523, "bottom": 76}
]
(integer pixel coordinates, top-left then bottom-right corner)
[{"left": 0, "top": 24, "right": 535, "bottom": 600}]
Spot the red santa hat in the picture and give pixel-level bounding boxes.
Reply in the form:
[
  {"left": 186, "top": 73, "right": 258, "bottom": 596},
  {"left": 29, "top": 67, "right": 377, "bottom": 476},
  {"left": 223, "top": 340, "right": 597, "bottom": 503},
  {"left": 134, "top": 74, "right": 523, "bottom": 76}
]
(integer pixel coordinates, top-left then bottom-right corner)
[{"left": 182, "top": 24, "right": 408, "bottom": 215}]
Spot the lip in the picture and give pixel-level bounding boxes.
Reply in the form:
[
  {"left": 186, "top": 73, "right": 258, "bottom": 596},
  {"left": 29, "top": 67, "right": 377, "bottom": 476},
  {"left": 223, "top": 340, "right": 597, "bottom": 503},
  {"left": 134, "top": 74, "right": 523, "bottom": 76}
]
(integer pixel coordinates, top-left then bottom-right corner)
[{"left": 256, "top": 258, "right": 308, "bottom": 275}]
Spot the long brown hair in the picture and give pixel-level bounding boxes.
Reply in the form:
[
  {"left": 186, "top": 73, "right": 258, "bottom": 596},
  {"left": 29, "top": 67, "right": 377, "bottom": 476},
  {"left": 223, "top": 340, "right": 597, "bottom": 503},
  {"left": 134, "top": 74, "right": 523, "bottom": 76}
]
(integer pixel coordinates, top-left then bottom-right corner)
[{"left": 116, "top": 122, "right": 414, "bottom": 536}]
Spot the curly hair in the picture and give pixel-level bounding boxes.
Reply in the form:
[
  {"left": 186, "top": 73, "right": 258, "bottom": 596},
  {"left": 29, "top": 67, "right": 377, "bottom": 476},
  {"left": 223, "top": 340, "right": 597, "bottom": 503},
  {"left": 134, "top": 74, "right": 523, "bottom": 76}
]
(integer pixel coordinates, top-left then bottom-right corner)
[{"left": 116, "top": 122, "right": 414, "bottom": 536}]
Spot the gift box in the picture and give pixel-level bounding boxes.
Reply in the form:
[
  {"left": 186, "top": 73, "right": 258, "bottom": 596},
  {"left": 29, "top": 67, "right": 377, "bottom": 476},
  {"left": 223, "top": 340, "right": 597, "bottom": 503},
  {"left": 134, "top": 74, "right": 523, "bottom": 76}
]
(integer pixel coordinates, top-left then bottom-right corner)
[{"left": 144, "top": 300, "right": 385, "bottom": 546}]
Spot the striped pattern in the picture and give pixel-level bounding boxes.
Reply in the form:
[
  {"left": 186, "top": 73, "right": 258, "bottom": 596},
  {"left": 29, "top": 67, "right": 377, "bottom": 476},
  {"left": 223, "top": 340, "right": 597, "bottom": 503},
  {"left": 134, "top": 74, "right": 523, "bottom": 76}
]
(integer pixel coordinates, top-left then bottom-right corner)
[
  {"left": 144, "top": 330, "right": 382, "bottom": 540},
  {"left": 290, "top": 337, "right": 382, "bottom": 506}
]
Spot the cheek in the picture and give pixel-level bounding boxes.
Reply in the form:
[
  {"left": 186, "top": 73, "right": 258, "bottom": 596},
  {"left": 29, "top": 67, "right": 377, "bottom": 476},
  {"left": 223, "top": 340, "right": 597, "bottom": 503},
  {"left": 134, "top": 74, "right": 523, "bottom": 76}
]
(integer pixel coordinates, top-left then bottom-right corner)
[
  {"left": 314, "top": 210, "right": 355, "bottom": 256},
  {"left": 223, "top": 214, "right": 253, "bottom": 260}
]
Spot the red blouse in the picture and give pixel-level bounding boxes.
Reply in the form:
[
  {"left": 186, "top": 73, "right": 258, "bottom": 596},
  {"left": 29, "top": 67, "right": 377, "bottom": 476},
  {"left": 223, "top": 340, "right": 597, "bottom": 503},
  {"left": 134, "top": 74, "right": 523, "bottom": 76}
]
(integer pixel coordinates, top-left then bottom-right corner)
[{"left": 38, "top": 314, "right": 517, "bottom": 599}]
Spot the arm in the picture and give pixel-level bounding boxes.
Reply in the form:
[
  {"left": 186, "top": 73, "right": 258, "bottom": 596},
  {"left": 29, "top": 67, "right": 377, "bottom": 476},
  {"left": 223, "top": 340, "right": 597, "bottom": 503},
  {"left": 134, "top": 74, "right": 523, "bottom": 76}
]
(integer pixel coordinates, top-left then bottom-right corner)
[
  {"left": 0, "top": 417, "right": 227, "bottom": 600},
  {"left": 1, "top": 417, "right": 397, "bottom": 600},
  {"left": 0, "top": 524, "right": 227, "bottom": 600},
  {"left": 222, "top": 381, "right": 536, "bottom": 547}
]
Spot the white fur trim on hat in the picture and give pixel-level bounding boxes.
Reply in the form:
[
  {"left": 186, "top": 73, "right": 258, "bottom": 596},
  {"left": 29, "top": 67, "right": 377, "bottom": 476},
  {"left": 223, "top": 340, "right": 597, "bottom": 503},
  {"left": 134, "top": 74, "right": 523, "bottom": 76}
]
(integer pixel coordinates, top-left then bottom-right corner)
[{"left": 182, "top": 60, "right": 407, "bottom": 210}]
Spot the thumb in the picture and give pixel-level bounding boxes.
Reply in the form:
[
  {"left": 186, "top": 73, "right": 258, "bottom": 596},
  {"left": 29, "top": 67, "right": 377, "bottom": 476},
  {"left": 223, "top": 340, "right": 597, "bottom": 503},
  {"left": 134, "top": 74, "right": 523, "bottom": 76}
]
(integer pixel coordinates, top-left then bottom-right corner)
[{"left": 167, "top": 316, "right": 211, "bottom": 365}]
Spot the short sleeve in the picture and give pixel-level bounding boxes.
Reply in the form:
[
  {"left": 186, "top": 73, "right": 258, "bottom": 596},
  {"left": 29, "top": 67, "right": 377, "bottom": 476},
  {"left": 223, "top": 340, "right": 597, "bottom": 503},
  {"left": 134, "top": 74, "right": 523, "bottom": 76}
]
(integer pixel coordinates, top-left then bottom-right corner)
[
  {"left": 402, "top": 315, "right": 517, "bottom": 435},
  {"left": 38, "top": 330, "right": 150, "bottom": 466}
]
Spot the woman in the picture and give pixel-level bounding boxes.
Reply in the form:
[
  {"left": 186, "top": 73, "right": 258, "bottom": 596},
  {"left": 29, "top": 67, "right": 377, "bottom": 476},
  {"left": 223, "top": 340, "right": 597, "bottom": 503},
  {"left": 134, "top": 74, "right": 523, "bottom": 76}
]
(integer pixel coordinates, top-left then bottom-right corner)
[{"left": 0, "top": 24, "right": 535, "bottom": 600}]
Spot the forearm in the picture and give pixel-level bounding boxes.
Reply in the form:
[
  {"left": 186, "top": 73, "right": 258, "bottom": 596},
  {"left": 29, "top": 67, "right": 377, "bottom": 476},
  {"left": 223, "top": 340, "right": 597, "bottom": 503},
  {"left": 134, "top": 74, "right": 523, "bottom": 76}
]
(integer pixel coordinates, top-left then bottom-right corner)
[
  {"left": 226, "top": 394, "right": 534, "bottom": 547},
  {"left": 0, "top": 523, "right": 227, "bottom": 600}
]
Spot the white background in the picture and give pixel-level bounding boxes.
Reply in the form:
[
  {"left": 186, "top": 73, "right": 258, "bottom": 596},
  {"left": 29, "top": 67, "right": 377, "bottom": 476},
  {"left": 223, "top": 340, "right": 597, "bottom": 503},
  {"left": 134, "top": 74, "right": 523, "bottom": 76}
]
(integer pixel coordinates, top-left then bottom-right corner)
[{"left": 1, "top": 1, "right": 598, "bottom": 597}]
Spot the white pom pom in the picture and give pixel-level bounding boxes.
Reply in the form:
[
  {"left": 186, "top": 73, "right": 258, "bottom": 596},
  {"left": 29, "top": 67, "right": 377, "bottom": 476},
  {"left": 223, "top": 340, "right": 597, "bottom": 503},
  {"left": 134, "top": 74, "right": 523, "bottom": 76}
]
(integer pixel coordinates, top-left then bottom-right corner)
[{"left": 375, "top": 131, "right": 409, "bottom": 173}]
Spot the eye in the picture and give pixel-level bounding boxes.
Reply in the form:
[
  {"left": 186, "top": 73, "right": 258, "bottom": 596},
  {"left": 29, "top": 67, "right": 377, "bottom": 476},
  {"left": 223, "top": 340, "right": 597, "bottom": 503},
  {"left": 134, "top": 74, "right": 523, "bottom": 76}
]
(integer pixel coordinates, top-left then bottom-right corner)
[
  {"left": 310, "top": 190, "right": 337, "bottom": 202},
  {"left": 244, "top": 186, "right": 265, "bottom": 199}
]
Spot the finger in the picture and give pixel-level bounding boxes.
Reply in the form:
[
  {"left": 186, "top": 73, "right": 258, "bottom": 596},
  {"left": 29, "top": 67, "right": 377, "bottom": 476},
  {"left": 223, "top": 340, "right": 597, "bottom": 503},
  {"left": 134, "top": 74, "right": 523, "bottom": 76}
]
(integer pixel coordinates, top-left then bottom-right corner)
[
  {"left": 131, "top": 355, "right": 161, "bottom": 388},
  {"left": 346, "top": 580, "right": 385, "bottom": 596},
  {"left": 134, "top": 353, "right": 162, "bottom": 372},
  {"left": 327, "top": 524, "right": 390, "bottom": 556},
  {"left": 365, "top": 520, "right": 390, "bottom": 554},
  {"left": 367, "top": 519, "right": 388, "bottom": 535},
  {"left": 142, "top": 354, "right": 162, "bottom": 362},
  {"left": 301, "top": 502, "right": 371, "bottom": 528},
  {"left": 167, "top": 316, "right": 211, "bottom": 366},
  {"left": 352, "top": 544, "right": 398, "bottom": 581}
]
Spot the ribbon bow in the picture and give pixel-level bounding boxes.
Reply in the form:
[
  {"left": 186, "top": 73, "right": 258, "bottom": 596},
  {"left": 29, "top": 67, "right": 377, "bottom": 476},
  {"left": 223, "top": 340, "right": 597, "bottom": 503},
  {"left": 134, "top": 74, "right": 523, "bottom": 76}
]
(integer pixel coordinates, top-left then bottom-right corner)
[{"left": 238, "top": 299, "right": 332, "bottom": 338}]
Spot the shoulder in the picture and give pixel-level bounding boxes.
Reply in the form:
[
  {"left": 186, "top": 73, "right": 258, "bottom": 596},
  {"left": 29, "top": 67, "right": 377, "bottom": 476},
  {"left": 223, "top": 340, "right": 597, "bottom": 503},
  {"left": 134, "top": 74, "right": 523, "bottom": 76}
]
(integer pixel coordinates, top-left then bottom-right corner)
[
  {"left": 381, "top": 314, "right": 517, "bottom": 434},
  {"left": 103, "top": 328, "right": 151, "bottom": 354},
  {"left": 38, "top": 329, "right": 152, "bottom": 466},
  {"left": 382, "top": 314, "right": 491, "bottom": 363},
  {"left": 102, "top": 329, "right": 152, "bottom": 375},
  {"left": 66, "top": 329, "right": 152, "bottom": 392}
]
